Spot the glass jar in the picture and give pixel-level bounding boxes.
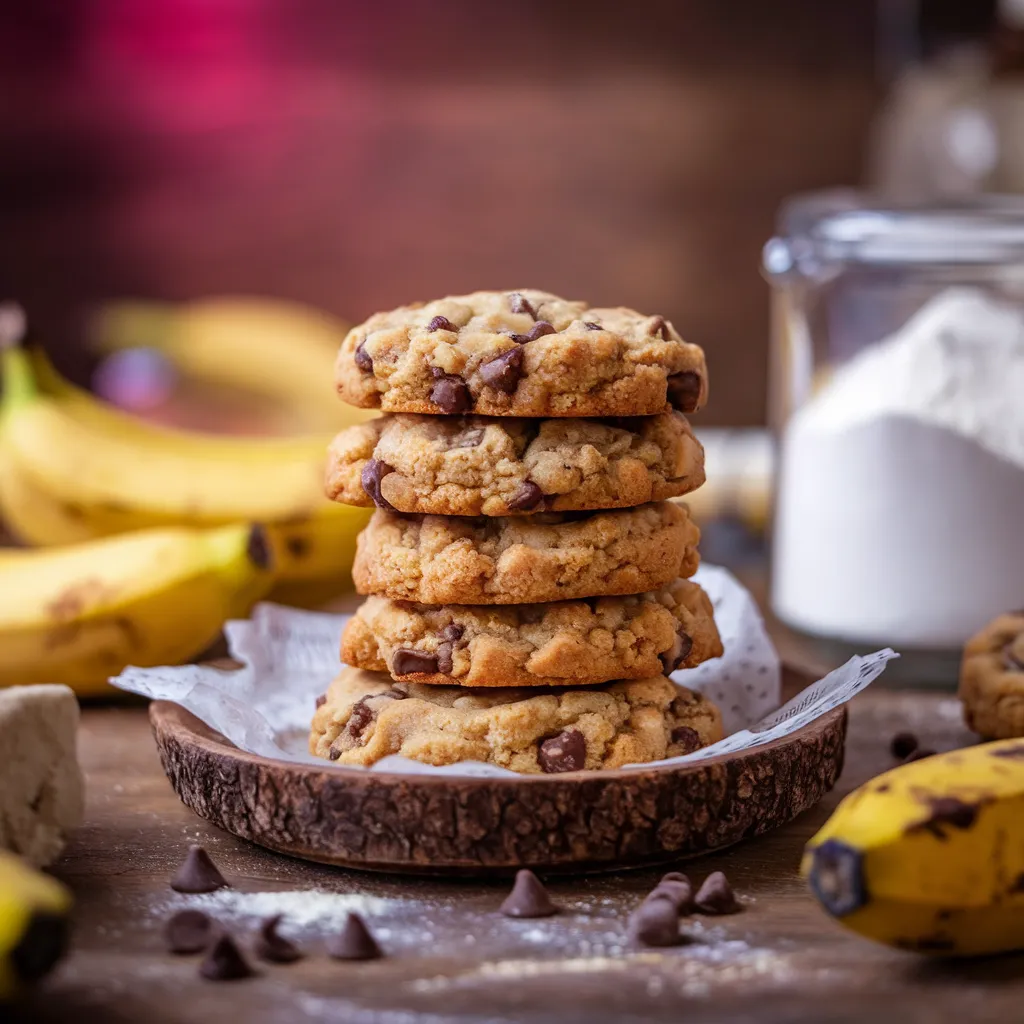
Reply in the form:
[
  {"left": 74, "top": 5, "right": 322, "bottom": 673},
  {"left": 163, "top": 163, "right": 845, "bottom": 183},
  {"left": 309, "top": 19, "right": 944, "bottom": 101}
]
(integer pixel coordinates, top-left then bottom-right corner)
[{"left": 763, "top": 191, "right": 1024, "bottom": 685}]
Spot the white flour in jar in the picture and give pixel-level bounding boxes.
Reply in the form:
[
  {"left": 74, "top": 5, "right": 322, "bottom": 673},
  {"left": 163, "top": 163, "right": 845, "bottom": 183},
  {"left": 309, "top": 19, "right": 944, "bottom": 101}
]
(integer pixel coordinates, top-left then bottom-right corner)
[{"left": 772, "top": 288, "right": 1024, "bottom": 648}]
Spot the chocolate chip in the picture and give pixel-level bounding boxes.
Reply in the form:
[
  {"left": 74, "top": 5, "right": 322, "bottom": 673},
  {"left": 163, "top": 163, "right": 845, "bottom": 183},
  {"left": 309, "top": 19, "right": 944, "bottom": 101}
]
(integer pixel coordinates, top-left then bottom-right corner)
[
  {"left": 164, "top": 909, "right": 214, "bottom": 955},
  {"left": 584, "top": 321, "right": 602, "bottom": 331},
  {"left": 343, "top": 697, "right": 377, "bottom": 743},
  {"left": 254, "top": 915, "right": 303, "bottom": 964},
  {"left": 500, "top": 870, "right": 558, "bottom": 918},
  {"left": 354, "top": 340, "right": 373, "bottom": 373},
  {"left": 644, "top": 878, "right": 693, "bottom": 915},
  {"left": 526, "top": 320, "right": 555, "bottom": 341},
  {"left": 391, "top": 649, "right": 439, "bottom": 676},
  {"left": 327, "top": 913, "right": 383, "bottom": 960},
  {"left": 649, "top": 316, "right": 672, "bottom": 340},
  {"left": 361, "top": 458, "right": 395, "bottom": 510},
  {"left": 629, "top": 899, "right": 680, "bottom": 947},
  {"left": 328, "top": 748, "right": 341, "bottom": 761},
  {"left": 662, "top": 871, "right": 690, "bottom": 884},
  {"left": 903, "top": 748, "right": 936, "bottom": 763},
  {"left": 479, "top": 347, "right": 524, "bottom": 393},
  {"left": 537, "top": 728, "right": 586, "bottom": 773},
  {"left": 508, "top": 292, "right": 536, "bottom": 318},
  {"left": 199, "top": 932, "right": 254, "bottom": 981},
  {"left": 670, "top": 725, "right": 702, "bottom": 754},
  {"left": 440, "top": 624, "right": 465, "bottom": 642},
  {"left": 430, "top": 373, "right": 472, "bottom": 414},
  {"left": 446, "top": 428, "right": 484, "bottom": 449},
  {"left": 694, "top": 871, "right": 739, "bottom": 914},
  {"left": 315, "top": 694, "right": 327, "bottom": 709},
  {"left": 507, "top": 480, "right": 544, "bottom": 512},
  {"left": 659, "top": 626, "right": 694, "bottom": 675},
  {"left": 435, "top": 642, "right": 455, "bottom": 675},
  {"left": 170, "top": 845, "right": 229, "bottom": 894},
  {"left": 427, "top": 315, "right": 455, "bottom": 332},
  {"left": 667, "top": 371, "right": 703, "bottom": 413},
  {"left": 890, "top": 731, "right": 919, "bottom": 760},
  {"left": 387, "top": 687, "right": 409, "bottom": 699}
]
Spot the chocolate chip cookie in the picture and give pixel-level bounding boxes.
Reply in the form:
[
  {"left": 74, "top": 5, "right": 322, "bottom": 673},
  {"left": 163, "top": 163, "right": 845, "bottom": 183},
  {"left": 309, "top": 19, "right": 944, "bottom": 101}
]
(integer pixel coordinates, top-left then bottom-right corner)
[
  {"left": 335, "top": 290, "right": 708, "bottom": 418},
  {"left": 326, "top": 411, "right": 704, "bottom": 516},
  {"left": 309, "top": 668, "right": 723, "bottom": 772},
  {"left": 341, "top": 577, "right": 723, "bottom": 688},
  {"left": 352, "top": 502, "right": 699, "bottom": 606},
  {"left": 959, "top": 611, "right": 1024, "bottom": 739}
]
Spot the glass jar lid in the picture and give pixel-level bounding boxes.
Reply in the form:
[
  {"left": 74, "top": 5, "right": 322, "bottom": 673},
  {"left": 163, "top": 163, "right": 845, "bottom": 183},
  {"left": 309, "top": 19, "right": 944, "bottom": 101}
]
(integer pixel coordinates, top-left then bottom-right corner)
[{"left": 763, "top": 190, "right": 1024, "bottom": 280}]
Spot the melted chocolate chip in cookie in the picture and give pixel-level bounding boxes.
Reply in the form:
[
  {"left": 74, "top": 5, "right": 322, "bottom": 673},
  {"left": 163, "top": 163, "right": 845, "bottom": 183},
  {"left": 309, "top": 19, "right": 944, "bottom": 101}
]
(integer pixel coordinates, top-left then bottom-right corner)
[
  {"left": 648, "top": 316, "right": 672, "bottom": 340},
  {"left": 670, "top": 725, "right": 702, "bottom": 754},
  {"left": 583, "top": 321, "right": 603, "bottom": 331},
  {"left": 667, "top": 371, "right": 703, "bottom": 413},
  {"left": 361, "top": 458, "right": 395, "bottom": 510},
  {"left": 479, "top": 347, "right": 524, "bottom": 393},
  {"left": 427, "top": 315, "right": 455, "bottom": 332},
  {"left": 538, "top": 728, "right": 586, "bottom": 773},
  {"left": 354, "top": 341, "right": 373, "bottom": 373},
  {"left": 391, "top": 649, "right": 439, "bottom": 675},
  {"left": 429, "top": 371, "right": 473, "bottom": 414},
  {"left": 660, "top": 626, "right": 694, "bottom": 674},
  {"left": 507, "top": 480, "right": 544, "bottom": 512},
  {"left": 507, "top": 292, "right": 536, "bottom": 318}
]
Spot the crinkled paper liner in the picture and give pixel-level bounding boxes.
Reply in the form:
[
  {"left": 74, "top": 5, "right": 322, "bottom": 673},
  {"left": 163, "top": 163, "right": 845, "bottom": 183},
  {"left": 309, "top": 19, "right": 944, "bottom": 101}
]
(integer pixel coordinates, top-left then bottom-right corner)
[{"left": 112, "top": 565, "right": 896, "bottom": 777}]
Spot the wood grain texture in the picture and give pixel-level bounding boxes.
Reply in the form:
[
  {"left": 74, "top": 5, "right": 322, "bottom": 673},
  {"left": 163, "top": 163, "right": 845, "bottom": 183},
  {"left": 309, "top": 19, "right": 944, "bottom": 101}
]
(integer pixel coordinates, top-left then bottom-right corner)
[{"left": 149, "top": 668, "right": 845, "bottom": 875}]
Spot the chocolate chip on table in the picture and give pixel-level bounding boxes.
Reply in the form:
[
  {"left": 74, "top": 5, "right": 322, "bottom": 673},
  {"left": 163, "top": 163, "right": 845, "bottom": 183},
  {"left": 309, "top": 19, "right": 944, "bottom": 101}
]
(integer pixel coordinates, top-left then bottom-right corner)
[
  {"left": 500, "top": 869, "right": 558, "bottom": 918},
  {"left": 327, "top": 913, "right": 383, "bottom": 961},
  {"left": 644, "top": 876, "right": 693, "bottom": 915},
  {"left": 429, "top": 373, "right": 473, "bottom": 414},
  {"left": 361, "top": 458, "right": 395, "bottom": 510},
  {"left": 479, "top": 347, "right": 524, "bottom": 393},
  {"left": 427, "top": 315, "right": 456, "bottom": 332},
  {"left": 164, "top": 909, "right": 214, "bottom": 955},
  {"left": 354, "top": 341, "right": 373, "bottom": 373},
  {"left": 392, "top": 649, "right": 439, "bottom": 675},
  {"left": 660, "top": 627, "right": 694, "bottom": 675},
  {"left": 890, "top": 731, "right": 919, "bottom": 760},
  {"left": 670, "top": 726, "right": 702, "bottom": 754},
  {"left": 199, "top": 932, "right": 254, "bottom": 981},
  {"left": 170, "top": 845, "right": 229, "bottom": 894},
  {"left": 583, "top": 321, "right": 603, "bottom": 331},
  {"left": 694, "top": 871, "right": 739, "bottom": 915},
  {"left": 629, "top": 898, "right": 680, "bottom": 947},
  {"left": 666, "top": 371, "right": 703, "bottom": 413},
  {"left": 506, "top": 480, "right": 544, "bottom": 512},
  {"left": 508, "top": 292, "right": 537, "bottom": 318},
  {"left": 254, "top": 915, "right": 303, "bottom": 964},
  {"left": 537, "top": 728, "right": 586, "bottom": 773}
]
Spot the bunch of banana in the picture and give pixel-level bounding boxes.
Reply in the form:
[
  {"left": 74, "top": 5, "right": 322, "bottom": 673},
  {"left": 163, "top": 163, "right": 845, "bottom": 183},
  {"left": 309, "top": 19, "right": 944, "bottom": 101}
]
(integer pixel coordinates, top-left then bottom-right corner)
[
  {"left": 90, "top": 296, "right": 357, "bottom": 433},
  {"left": 0, "top": 306, "right": 371, "bottom": 608},
  {"left": 0, "top": 522, "right": 273, "bottom": 694},
  {"left": 0, "top": 852, "right": 72, "bottom": 1002},
  {"left": 803, "top": 739, "right": 1024, "bottom": 956}
]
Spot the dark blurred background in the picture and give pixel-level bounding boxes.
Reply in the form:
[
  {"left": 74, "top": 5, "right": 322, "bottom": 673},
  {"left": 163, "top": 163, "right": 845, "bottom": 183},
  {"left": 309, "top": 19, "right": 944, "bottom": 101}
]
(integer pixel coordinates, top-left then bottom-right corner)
[{"left": 0, "top": 0, "right": 1003, "bottom": 426}]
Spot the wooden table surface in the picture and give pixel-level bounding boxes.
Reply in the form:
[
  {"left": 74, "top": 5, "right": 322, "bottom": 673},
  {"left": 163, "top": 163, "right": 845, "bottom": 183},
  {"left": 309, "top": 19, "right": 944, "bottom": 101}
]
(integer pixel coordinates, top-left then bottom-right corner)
[{"left": 17, "top": 683, "right": 1024, "bottom": 1024}]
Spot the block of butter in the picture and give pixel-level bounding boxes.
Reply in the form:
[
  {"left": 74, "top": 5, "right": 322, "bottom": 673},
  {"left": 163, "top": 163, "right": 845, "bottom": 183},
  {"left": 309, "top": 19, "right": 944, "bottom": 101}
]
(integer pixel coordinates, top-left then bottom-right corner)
[{"left": 0, "top": 685, "right": 84, "bottom": 867}]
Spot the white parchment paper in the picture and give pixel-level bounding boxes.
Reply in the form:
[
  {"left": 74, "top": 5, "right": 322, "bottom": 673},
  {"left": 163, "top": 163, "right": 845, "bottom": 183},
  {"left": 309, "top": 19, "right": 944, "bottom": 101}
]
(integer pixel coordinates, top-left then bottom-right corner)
[{"left": 110, "top": 564, "right": 897, "bottom": 777}]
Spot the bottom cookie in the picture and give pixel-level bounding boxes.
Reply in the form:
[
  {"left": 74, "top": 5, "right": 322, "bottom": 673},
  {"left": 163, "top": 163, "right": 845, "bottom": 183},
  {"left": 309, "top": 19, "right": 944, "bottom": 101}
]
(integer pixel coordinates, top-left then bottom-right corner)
[
  {"left": 959, "top": 611, "right": 1024, "bottom": 739},
  {"left": 309, "top": 669, "right": 723, "bottom": 773}
]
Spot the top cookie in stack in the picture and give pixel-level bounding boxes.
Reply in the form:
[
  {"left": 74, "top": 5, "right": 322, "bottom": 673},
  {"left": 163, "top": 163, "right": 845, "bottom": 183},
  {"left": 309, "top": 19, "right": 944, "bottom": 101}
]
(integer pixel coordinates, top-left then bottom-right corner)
[{"left": 312, "top": 289, "right": 724, "bottom": 774}]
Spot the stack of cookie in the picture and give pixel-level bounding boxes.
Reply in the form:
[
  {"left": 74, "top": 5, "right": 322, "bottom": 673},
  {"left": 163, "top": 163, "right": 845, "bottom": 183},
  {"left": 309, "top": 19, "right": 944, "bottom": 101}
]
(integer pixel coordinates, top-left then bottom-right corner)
[{"left": 310, "top": 290, "right": 725, "bottom": 773}]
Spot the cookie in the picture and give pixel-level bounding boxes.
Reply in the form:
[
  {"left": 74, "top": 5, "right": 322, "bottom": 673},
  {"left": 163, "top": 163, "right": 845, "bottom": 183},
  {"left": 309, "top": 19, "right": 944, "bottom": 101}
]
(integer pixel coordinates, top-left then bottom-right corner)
[
  {"left": 959, "top": 611, "right": 1024, "bottom": 739},
  {"left": 352, "top": 502, "right": 699, "bottom": 606},
  {"left": 335, "top": 289, "right": 708, "bottom": 418},
  {"left": 309, "top": 668, "right": 723, "bottom": 772},
  {"left": 326, "top": 411, "right": 704, "bottom": 517},
  {"left": 341, "top": 578, "right": 723, "bottom": 688}
]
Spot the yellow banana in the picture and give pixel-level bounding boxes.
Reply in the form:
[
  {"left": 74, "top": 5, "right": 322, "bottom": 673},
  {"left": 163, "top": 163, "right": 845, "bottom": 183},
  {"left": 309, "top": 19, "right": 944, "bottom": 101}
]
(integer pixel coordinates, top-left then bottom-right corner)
[
  {"left": 89, "top": 297, "right": 364, "bottom": 433},
  {"left": 0, "top": 852, "right": 72, "bottom": 1002},
  {"left": 803, "top": 739, "right": 1024, "bottom": 956},
  {"left": 0, "top": 522, "right": 274, "bottom": 695},
  {"left": 0, "top": 311, "right": 370, "bottom": 605}
]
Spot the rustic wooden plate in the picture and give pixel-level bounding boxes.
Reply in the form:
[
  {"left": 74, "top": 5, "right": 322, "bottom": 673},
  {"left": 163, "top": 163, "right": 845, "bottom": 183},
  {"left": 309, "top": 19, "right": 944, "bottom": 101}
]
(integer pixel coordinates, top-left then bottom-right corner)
[{"left": 150, "top": 665, "right": 845, "bottom": 876}]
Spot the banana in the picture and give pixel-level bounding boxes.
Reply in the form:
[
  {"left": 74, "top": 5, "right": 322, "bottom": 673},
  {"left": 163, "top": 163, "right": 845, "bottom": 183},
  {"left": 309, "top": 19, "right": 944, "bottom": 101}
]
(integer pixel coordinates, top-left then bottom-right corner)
[
  {"left": 0, "top": 309, "right": 370, "bottom": 605},
  {"left": 89, "top": 297, "right": 365, "bottom": 433},
  {"left": 0, "top": 522, "right": 274, "bottom": 694},
  {"left": 803, "top": 739, "right": 1024, "bottom": 956},
  {"left": 0, "top": 852, "right": 72, "bottom": 1002}
]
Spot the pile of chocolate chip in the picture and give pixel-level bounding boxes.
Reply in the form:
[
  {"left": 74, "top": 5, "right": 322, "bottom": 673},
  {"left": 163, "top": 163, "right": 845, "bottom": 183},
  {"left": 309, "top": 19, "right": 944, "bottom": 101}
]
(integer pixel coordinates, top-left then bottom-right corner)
[{"left": 165, "top": 846, "right": 383, "bottom": 981}]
